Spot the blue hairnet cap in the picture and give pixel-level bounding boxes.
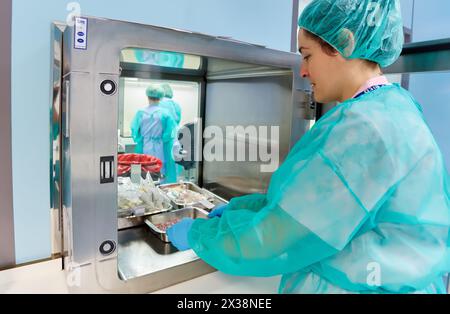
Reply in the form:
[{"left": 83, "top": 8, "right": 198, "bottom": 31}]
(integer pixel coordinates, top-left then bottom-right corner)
[
  {"left": 161, "top": 83, "right": 173, "bottom": 99},
  {"left": 298, "top": 0, "right": 404, "bottom": 68},
  {"left": 146, "top": 85, "right": 165, "bottom": 99}
]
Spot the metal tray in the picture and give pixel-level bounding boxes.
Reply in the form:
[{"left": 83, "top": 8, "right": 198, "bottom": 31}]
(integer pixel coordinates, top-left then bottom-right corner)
[
  {"left": 145, "top": 207, "right": 209, "bottom": 243},
  {"left": 159, "top": 182, "right": 228, "bottom": 210},
  {"left": 118, "top": 187, "right": 173, "bottom": 219}
]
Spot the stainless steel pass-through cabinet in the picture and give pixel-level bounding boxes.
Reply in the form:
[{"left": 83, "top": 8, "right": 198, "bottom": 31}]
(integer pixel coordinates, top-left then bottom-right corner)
[{"left": 51, "top": 15, "right": 311, "bottom": 293}]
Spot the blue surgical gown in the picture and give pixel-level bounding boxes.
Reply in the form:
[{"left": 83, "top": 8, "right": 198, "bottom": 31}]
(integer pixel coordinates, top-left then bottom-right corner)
[
  {"left": 188, "top": 84, "right": 450, "bottom": 294},
  {"left": 160, "top": 98, "right": 183, "bottom": 177},
  {"left": 160, "top": 98, "right": 182, "bottom": 126},
  {"left": 131, "top": 105, "right": 177, "bottom": 183}
]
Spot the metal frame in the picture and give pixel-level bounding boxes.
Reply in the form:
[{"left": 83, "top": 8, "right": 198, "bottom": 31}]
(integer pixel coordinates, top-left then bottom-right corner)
[
  {"left": 0, "top": 0, "right": 15, "bottom": 269},
  {"left": 291, "top": 0, "right": 300, "bottom": 53},
  {"left": 50, "top": 22, "right": 66, "bottom": 268},
  {"left": 385, "top": 38, "right": 450, "bottom": 74}
]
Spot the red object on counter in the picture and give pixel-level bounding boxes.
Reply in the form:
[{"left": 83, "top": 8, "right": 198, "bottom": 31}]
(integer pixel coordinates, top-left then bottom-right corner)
[{"left": 117, "top": 154, "right": 162, "bottom": 176}]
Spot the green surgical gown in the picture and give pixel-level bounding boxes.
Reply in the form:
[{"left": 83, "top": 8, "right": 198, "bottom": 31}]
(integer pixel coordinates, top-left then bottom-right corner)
[{"left": 188, "top": 84, "right": 450, "bottom": 294}]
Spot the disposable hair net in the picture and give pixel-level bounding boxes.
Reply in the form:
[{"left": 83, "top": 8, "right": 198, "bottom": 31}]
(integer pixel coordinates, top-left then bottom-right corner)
[{"left": 298, "top": 0, "right": 404, "bottom": 67}]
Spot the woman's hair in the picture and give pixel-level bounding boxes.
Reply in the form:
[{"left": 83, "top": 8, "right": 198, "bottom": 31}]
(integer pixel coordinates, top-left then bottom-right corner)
[
  {"left": 303, "top": 29, "right": 379, "bottom": 68},
  {"left": 303, "top": 29, "right": 337, "bottom": 56}
]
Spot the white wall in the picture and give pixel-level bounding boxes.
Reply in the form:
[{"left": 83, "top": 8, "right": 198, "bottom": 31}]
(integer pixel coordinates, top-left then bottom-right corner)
[{"left": 11, "top": 0, "right": 295, "bottom": 264}]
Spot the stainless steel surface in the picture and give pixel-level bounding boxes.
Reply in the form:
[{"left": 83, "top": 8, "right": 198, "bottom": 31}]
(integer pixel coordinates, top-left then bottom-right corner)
[
  {"left": 117, "top": 226, "right": 214, "bottom": 283},
  {"left": 118, "top": 215, "right": 147, "bottom": 230},
  {"left": 301, "top": 91, "right": 316, "bottom": 121},
  {"left": 63, "top": 70, "right": 98, "bottom": 265},
  {"left": 117, "top": 187, "right": 173, "bottom": 219},
  {"left": 145, "top": 207, "right": 209, "bottom": 242},
  {"left": 202, "top": 75, "right": 294, "bottom": 198},
  {"left": 214, "top": 176, "right": 268, "bottom": 195},
  {"left": 60, "top": 16, "right": 305, "bottom": 293},
  {"left": 159, "top": 182, "right": 229, "bottom": 211},
  {"left": 63, "top": 17, "right": 301, "bottom": 76},
  {"left": 159, "top": 182, "right": 213, "bottom": 208},
  {"left": 0, "top": 0, "right": 14, "bottom": 269},
  {"left": 199, "top": 187, "right": 229, "bottom": 210},
  {"left": 64, "top": 80, "right": 70, "bottom": 137}
]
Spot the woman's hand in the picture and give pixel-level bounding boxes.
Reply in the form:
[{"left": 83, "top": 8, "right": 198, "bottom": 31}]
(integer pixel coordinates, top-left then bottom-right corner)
[{"left": 207, "top": 204, "right": 228, "bottom": 218}]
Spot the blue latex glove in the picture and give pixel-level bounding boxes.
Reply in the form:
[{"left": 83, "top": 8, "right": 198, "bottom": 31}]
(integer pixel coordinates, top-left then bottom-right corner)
[
  {"left": 208, "top": 203, "right": 229, "bottom": 218},
  {"left": 167, "top": 218, "right": 194, "bottom": 251}
]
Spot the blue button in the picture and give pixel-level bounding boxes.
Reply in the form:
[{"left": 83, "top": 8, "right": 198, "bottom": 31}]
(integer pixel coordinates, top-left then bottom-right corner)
[
  {"left": 77, "top": 32, "right": 85, "bottom": 36},
  {"left": 77, "top": 39, "right": 85, "bottom": 43}
]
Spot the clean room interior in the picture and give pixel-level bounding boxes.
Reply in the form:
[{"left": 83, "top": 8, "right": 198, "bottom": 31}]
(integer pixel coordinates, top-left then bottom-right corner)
[{"left": 0, "top": 0, "right": 449, "bottom": 295}]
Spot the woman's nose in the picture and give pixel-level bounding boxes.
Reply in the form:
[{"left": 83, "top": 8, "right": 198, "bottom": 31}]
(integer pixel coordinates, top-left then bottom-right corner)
[{"left": 300, "top": 63, "right": 309, "bottom": 78}]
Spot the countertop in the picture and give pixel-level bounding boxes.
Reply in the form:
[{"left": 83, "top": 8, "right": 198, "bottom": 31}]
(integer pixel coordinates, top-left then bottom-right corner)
[{"left": 0, "top": 259, "right": 280, "bottom": 294}]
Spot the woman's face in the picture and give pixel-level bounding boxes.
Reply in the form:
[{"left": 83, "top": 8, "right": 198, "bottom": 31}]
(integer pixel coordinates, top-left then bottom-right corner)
[{"left": 298, "top": 29, "right": 346, "bottom": 104}]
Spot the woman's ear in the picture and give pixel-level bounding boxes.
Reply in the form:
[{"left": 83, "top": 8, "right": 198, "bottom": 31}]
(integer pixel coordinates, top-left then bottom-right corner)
[{"left": 336, "top": 28, "right": 355, "bottom": 58}]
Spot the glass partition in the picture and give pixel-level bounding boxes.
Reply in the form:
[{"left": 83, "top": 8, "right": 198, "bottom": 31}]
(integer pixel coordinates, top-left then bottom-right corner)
[
  {"left": 118, "top": 78, "right": 200, "bottom": 139},
  {"left": 120, "top": 48, "right": 201, "bottom": 70},
  {"left": 118, "top": 48, "right": 203, "bottom": 186}
]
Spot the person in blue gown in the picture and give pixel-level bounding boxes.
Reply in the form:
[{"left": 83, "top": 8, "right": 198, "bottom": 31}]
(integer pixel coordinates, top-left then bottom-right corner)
[
  {"left": 160, "top": 83, "right": 184, "bottom": 179},
  {"left": 167, "top": 0, "right": 450, "bottom": 293},
  {"left": 160, "top": 83, "right": 182, "bottom": 126},
  {"left": 131, "top": 85, "right": 177, "bottom": 183}
]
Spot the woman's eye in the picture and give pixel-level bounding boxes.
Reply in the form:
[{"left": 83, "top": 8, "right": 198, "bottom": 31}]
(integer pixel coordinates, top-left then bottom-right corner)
[{"left": 303, "top": 55, "right": 310, "bottom": 61}]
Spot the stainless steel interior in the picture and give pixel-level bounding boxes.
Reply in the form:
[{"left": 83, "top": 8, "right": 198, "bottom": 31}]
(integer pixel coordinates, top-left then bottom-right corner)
[
  {"left": 159, "top": 182, "right": 227, "bottom": 208},
  {"left": 145, "top": 207, "right": 209, "bottom": 243}
]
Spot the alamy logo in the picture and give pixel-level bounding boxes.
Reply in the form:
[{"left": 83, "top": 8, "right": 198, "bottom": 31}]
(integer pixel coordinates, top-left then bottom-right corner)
[
  {"left": 66, "top": 261, "right": 81, "bottom": 288},
  {"left": 366, "top": 262, "right": 381, "bottom": 287},
  {"left": 367, "top": 2, "right": 383, "bottom": 27},
  {"left": 66, "top": 2, "right": 81, "bottom": 27},
  {"left": 177, "top": 119, "right": 280, "bottom": 173}
]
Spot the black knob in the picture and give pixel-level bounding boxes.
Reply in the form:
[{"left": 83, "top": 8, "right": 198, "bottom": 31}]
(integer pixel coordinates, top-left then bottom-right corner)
[
  {"left": 100, "top": 80, "right": 117, "bottom": 95},
  {"left": 99, "top": 240, "right": 116, "bottom": 255}
]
